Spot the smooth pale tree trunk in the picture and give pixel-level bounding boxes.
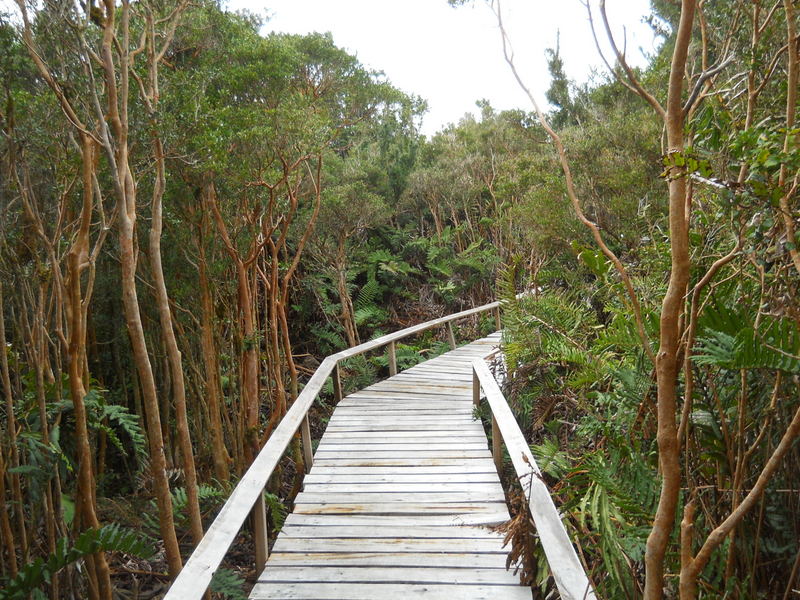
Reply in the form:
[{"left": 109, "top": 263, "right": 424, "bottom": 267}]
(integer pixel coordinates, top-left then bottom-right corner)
[
  {"left": 148, "top": 123, "right": 204, "bottom": 547},
  {"left": 644, "top": 2, "right": 696, "bottom": 598},
  {"left": 207, "top": 183, "right": 261, "bottom": 466},
  {"left": 197, "top": 212, "right": 231, "bottom": 483},
  {"left": 118, "top": 188, "right": 183, "bottom": 577},
  {"left": 0, "top": 288, "right": 19, "bottom": 578}
]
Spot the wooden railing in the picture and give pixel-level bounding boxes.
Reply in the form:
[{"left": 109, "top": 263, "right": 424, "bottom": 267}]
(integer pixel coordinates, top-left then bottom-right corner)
[
  {"left": 163, "top": 300, "right": 502, "bottom": 599},
  {"left": 472, "top": 357, "right": 597, "bottom": 600}
]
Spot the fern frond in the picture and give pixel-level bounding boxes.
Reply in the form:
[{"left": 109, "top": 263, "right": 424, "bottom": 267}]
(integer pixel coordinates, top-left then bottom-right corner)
[{"left": 0, "top": 526, "right": 154, "bottom": 600}]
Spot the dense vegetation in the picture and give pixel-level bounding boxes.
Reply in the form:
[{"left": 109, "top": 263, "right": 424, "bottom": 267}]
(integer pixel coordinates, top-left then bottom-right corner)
[{"left": 0, "top": 0, "right": 798, "bottom": 598}]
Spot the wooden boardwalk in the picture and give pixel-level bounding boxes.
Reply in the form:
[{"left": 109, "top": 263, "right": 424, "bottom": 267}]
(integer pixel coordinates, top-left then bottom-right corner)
[{"left": 249, "top": 332, "right": 531, "bottom": 599}]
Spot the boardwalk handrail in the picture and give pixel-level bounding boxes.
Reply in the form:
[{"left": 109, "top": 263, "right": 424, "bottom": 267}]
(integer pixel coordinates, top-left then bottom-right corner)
[
  {"left": 164, "top": 299, "right": 503, "bottom": 599},
  {"left": 472, "top": 358, "right": 597, "bottom": 600}
]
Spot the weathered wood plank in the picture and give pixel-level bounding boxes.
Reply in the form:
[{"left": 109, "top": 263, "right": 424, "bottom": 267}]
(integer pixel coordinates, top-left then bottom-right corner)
[
  {"left": 303, "top": 473, "right": 499, "bottom": 485},
  {"left": 322, "top": 426, "right": 485, "bottom": 433},
  {"left": 307, "top": 464, "right": 498, "bottom": 474},
  {"left": 310, "top": 458, "right": 494, "bottom": 467},
  {"left": 278, "top": 525, "right": 504, "bottom": 539},
  {"left": 249, "top": 582, "right": 531, "bottom": 600},
  {"left": 294, "top": 492, "right": 506, "bottom": 504},
  {"left": 309, "top": 451, "right": 492, "bottom": 460},
  {"left": 301, "top": 483, "right": 504, "bottom": 495},
  {"left": 282, "top": 513, "right": 509, "bottom": 528},
  {"left": 317, "top": 438, "right": 486, "bottom": 453},
  {"left": 271, "top": 537, "right": 509, "bottom": 554},
  {"left": 318, "top": 431, "right": 485, "bottom": 440},
  {"left": 258, "top": 566, "right": 517, "bottom": 585},
  {"left": 263, "top": 552, "right": 508, "bottom": 568},
  {"left": 293, "top": 503, "right": 510, "bottom": 516}
]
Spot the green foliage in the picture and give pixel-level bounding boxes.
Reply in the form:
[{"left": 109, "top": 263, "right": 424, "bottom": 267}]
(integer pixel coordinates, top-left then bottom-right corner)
[
  {"left": 0, "top": 525, "right": 154, "bottom": 600},
  {"left": 695, "top": 306, "right": 800, "bottom": 373},
  {"left": 50, "top": 387, "right": 147, "bottom": 465},
  {"left": 209, "top": 568, "right": 248, "bottom": 600},
  {"left": 264, "top": 492, "right": 287, "bottom": 531}
]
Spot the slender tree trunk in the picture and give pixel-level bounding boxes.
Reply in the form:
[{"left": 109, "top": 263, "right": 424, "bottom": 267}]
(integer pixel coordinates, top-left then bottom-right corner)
[
  {"left": 0, "top": 286, "right": 26, "bottom": 569},
  {"left": 644, "top": 2, "right": 697, "bottom": 599},
  {"left": 197, "top": 209, "right": 230, "bottom": 483},
  {"left": 64, "top": 133, "right": 112, "bottom": 600},
  {"left": 148, "top": 133, "right": 203, "bottom": 546},
  {"left": 207, "top": 184, "right": 261, "bottom": 465}
]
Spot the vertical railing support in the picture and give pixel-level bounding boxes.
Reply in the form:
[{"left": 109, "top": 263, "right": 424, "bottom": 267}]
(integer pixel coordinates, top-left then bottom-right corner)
[
  {"left": 492, "top": 415, "right": 503, "bottom": 474},
  {"left": 388, "top": 341, "right": 397, "bottom": 376},
  {"left": 300, "top": 415, "right": 313, "bottom": 474},
  {"left": 494, "top": 306, "right": 502, "bottom": 330},
  {"left": 252, "top": 492, "right": 269, "bottom": 573},
  {"left": 472, "top": 367, "right": 480, "bottom": 408},
  {"left": 447, "top": 322, "right": 457, "bottom": 350},
  {"left": 332, "top": 362, "right": 343, "bottom": 403}
]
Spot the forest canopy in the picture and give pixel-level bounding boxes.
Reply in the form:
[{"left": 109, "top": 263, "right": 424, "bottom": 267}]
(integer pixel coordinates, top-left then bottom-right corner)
[{"left": 0, "top": 0, "right": 799, "bottom": 599}]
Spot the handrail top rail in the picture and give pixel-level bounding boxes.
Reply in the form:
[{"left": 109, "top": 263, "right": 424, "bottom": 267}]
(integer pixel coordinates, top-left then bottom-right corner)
[
  {"left": 330, "top": 299, "right": 501, "bottom": 362},
  {"left": 472, "top": 358, "right": 596, "bottom": 600},
  {"left": 164, "top": 298, "right": 506, "bottom": 599}
]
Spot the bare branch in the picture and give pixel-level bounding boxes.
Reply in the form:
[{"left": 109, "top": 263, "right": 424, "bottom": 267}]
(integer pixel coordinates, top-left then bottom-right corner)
[
  {"left": 491, "top": 0, "right": 655, "bottom": 363},
  {"left": 683, "top": 56, "right": 735, "bottom": 115},
  {"left": 598, "top": 0, "right": 666, "bottom": 119}
]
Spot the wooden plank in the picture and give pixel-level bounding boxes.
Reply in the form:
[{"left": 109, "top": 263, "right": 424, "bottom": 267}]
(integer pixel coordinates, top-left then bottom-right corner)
[
  {"left": 258, "top": 566, "right": 517, "bottom": 585},
  {"left": 323, "top": 426, "right": 485, "bottom": 433},
  {"left": 303, "top": 473, "right": 499, "bottom": 484},
  {"left": 327, "top": 414, "right": 475, "bottom": 422},
  {"left": 333, "top": 404, "right": 473, "bottom": 411},
  {"left": 293, "top": 503, "right": 510, "bottom": 516},
  {"left": 317, "top": 438, "right": 486, "bottom": 452},
  {"left": 348, "top": 391, "right": 470, "bottom": 400},
  {"left": 319, "top": 431, "right": 485, "bottom": 440},
  {"left": 310, "top": 458, "right": 493, "bottom": 467},
  {"left": 249, "top": 582, "right": 532, "bottom": 600},
  {"left": 474, "top": 359, "right": 596, "bottom": 600},
  {"left": 263, "top": 552, "right": 508, "bottom": 569},
  {"left": 395, "top": 371, "right": 474, "bottom": 379},
  {"left": 307, "top": 464, "right": 499, "bottom": 474},
  {"left": 295, "top": 492, "right": 505, "bottom": 504},
  {"left": 301, "top": 483, "right": 504, "bottom": 494},
  {"left": 367, "top": 379, "right": 471, "bottom": 390},
  {"left": 405, "top": 367, "right": 474, "bottom": 376},
  {"left": 271, "top": 537, "right": 509, "bottom": 554},
  {"left": 278, "top": 525, "right": 503, "bottom": 539},
  {"left": 282, "top": 513, "right": 509, "bottom": 528},
  {"left": 309, "top": 450, "right": 492, "bottom": 460}
]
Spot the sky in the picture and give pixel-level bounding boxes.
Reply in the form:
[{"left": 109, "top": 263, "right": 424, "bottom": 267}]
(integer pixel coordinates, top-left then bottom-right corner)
[{"left": 226, "top": 0, "right": 661, "bottom": 137}]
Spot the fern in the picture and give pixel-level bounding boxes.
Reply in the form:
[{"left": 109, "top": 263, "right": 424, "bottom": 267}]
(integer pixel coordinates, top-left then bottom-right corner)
[
  {"left": 0, "top": 525, "right": 154, "bottom": 599},
  {"left": 694, "top": 317, "right": 800, "bottom": 373},
  {"left": 264, "top": 492, "right": 287, "bottom": 531},
  {"left": 97, "top": 401, "right": 147, "bottom": 460},
  {"left": 209, "top": 568, "right": 248, "bottom": 600},
  {"left": 354, "top": 277, "right": 381, "bottom": 311},
  {"left": 353, "top": 305, "right": 387, "bottom": 327}
]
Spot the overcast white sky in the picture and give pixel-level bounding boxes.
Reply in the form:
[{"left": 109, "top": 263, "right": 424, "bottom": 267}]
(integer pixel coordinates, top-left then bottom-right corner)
[{"left": 226, "top": 0, "right": 661, "bottom": 136}]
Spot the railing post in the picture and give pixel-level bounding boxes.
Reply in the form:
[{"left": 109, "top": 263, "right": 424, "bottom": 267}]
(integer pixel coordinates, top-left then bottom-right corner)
[
  {"left": 472, "top": 366, "right": 480, "bottom": 408},
  {"left": 447, "top": 322, "right": 457, "bottom": 350},
  {"left": 492, "top": 415, "right": 503, "bottom": 474},
  {"left": 300, "top": 415, "right": 313, "bottom": 474},
  {"left": 253, "top": 491, "right": 269, "bottom": 573},
  {"left": 388, "top": 340, "right": 397, "bottom": 376},
  {"left": 494, "top": 306, "right": 502, "bottom": 330},
  {"left": 332, "top": 362, "right": 343, "bottom": 403}
]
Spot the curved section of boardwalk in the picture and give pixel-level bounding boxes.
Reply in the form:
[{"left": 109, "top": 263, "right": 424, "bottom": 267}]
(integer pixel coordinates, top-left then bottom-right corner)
[{"left": 250, "top": 332, "right": 530, "bottom": 599}]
